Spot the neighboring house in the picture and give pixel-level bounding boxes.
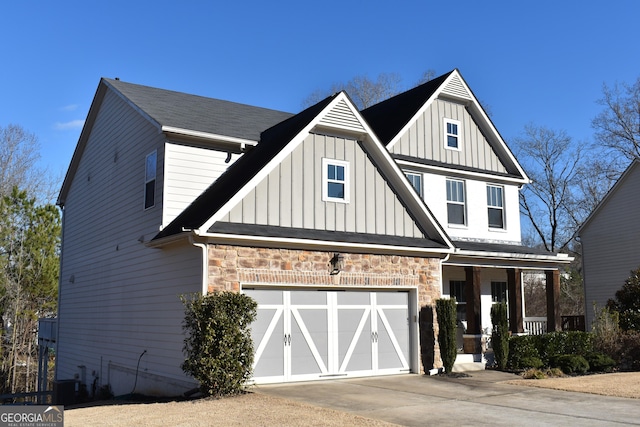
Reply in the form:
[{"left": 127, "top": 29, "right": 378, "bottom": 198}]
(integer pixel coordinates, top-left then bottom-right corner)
[
  {"left": 579, "top": 159, "right": 640, "bottom": 329},
  {"left": 55, "top": 70, "right": 570, "bottom": 396}
]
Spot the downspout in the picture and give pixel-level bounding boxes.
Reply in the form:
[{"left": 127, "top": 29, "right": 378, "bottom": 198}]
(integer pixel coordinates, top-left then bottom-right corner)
[
  {"left": 439, "top": 253, "right": 451, "bottom": 297},
  {"left": 189, "top": 235, "right": 208, "bottom": 295},
  {"left": 54, "top": 204, "right": 66, "bottom": 382}
]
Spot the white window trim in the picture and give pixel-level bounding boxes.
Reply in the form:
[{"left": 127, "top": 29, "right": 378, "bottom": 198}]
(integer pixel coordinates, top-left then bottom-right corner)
[
  {"left": 144, "top": 150, "right": 157, "bottom": 210},
  {"left": 322, "top": 158, "right": 350, "bottom": 203},
  {"left": 444, "top": 118, "right": 461, "bottom": 151},
  {"left": 487, "top": 184, "right": 505, "bottom": 230},
  {"left": 404, "top": 171, "right": 423, "bottom": 198},
  {"left": 446, "top": 178, "right": 466, "bottom": 227}
]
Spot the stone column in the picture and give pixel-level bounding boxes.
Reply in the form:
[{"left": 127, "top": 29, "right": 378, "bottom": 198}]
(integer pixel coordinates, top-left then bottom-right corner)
[
  {"left": 546, "top": 269, "right": 561, "bottom": 332},
  {"left": 507, "top": 268, "right": 524, "bottom": 334}
]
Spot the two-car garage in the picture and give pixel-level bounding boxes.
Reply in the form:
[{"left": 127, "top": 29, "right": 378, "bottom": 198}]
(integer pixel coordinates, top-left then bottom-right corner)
[{"left": 244, "top": 287, "right": 416, "bottom": 384}]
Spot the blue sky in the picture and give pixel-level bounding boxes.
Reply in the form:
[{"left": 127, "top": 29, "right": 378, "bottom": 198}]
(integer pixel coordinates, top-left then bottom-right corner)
[{"left": 1, "top": 1, "right": 639, "bottom": 184}]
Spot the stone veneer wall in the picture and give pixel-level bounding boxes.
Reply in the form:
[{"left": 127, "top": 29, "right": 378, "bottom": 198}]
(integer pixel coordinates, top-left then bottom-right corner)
[{"left": 206, "top": 244, "right": 443, "bottom": 370}]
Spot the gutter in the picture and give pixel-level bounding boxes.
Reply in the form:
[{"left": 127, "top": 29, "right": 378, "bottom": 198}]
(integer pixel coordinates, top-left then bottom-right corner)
[{"left": 162, "top": 126, "right": 257, "bottom": 151}]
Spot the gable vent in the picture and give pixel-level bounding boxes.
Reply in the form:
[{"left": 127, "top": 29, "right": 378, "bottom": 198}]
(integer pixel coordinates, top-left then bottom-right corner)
[
  {"left": 318, "top": 99, "right": 366, "bottom": 133},
  {"left": 441, "top": 74, "right": 472, "bottom": 100}
]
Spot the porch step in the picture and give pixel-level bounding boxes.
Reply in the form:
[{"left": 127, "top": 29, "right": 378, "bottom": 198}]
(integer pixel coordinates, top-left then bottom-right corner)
[{"left": 452, "top": 353, "right": 493, "bottom": 372}]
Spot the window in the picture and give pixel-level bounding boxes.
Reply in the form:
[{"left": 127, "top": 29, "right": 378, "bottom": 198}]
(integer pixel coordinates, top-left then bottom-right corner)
[
  {"left": 450, "top": 280, "right": 466, "bottom": 321},
  {"left": 322, "top": 158, "right": 350, "bottom": 203},
  {"left": 405, "top": 172, "right": 423, "bottom": 197},
  {"left": 487, "top": 185, "right": 505, "bottom": 229},
  {"left": 446, "top": 179, "right": 466, "bottom": 225},
  {"left": 444, "top": 119, "right": 461, "bottom": 149},
  {"left": 491, "top": 281, "right": 508, "bottom": 304},
  {"left": 144, "top": 151, "right": 157, "bottom": 209}
]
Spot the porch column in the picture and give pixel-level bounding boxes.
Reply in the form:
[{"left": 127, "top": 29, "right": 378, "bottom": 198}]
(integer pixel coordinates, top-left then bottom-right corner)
[
  {"left": 507, "top": 268, "right": 524, "bottom": 334},
  {"left": 546, "top": 269, "right": 561, "bottom": 332},
  {"left": 462, "top": 266, "right": 485, "bottom": 354},
  {"left": 464, "top": 266, "right": 482, "bottom": 335}
]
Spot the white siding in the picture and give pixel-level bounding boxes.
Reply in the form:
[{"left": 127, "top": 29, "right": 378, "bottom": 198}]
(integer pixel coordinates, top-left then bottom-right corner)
[
  {"left": 581, "top": 163, "right": 640, "bottom": 328},
  {"left": 391, "top": 99, "right": 507, "bottom": 174},
  {"left": 163, "top": 143, "right": 240, "bottom": 226},
  {"left": 422, "top": 171, "right": 521, "bottom": 243},
  {"left": 224, "top": 133, "right": 425, "bottom": 238},
  {"left": 57, "top": 89, "right": 202, "bottom": 396}
]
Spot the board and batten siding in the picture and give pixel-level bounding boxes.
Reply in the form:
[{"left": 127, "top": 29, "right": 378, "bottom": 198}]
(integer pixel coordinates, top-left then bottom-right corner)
[
  {"left": 163, "top": 143, "right": 240, "bottom": 226},
  {"left": 390, "top": 99, "right": 507, "bottom": 174},
  {"left": 57, "top": 88, "right": 202, "bottom": 396},
  {"left": 580, "top": 163, "right": 640, "bottom": 329},
  {"left": 222, "top": 133, "right": 424, "bottom": 238}
]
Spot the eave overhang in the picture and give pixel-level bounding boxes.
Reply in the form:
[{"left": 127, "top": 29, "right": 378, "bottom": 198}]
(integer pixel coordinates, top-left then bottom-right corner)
[{"left": 148, "top": 229, "right": 453, "bottom": 258}]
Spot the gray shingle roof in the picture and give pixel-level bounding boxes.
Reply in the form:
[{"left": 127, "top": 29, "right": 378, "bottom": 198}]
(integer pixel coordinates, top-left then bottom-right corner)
[{"left": 104, "top": 78, "right": 294, "bottom": 141}]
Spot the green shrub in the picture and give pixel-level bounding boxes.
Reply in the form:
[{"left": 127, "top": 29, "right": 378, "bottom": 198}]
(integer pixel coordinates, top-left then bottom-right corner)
[
  {"left": 508, "top": 335, "right": 541, "bottom": 370},
  {"left": 551, "top": 354, "right": 590, "bottom": 375},
  {"left": 436, "top": 298, "right": 458, "bottom": 373},
  {"left": 181, "top": 291, "right": 257, "bottom": 397},
  {"left": 536, "top": 331, "right": 592, "bottom": 365},
  {"left": 618, "top": 330, "right": 640, "bottom": 371},
  {"left": 490, "top": 302, "right": 509, "bottom": 370},
  {"left": 606, "top": 267, "right": 640, "bottom": 331},
  {"left": 585, "top": 353, "right": 616, "bottom": 372}
]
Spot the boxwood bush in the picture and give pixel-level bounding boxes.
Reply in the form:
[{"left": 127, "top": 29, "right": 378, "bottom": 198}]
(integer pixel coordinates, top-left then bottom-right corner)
[
  {"left": 436, "top": 298, "right": 458, "bottom": 373},
  {"left": 508, "top": 335, "right": 543, "bottom": 370},
  {"left": 508, "top": 331, "right": 615, "bottom": 374},
  {"left": 181, "top": 291, "right": 257, "bottom": 396}
]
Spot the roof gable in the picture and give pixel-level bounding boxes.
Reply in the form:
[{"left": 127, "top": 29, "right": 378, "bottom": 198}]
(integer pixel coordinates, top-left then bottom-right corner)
[
  {"left": 362, "top": 70, "right": 528, "bottom": 182},
  {"left": 58, "top": 78, "right": 293, "bottom": 206},
  {"left": 579, "top": 159, "right": 640, "bottom": 235},
  {"left": 154, "top": 92, "right": 453, "bottom": 251}
]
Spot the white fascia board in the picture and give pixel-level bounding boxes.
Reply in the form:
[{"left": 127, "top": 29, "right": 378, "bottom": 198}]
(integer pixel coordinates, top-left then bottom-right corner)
[
  {"left": 394, "top": 159, "right": 529, "bottom": 185},
  {"left": 450, "top": 249, "right": 573, "bottom": 264},
  {"left": 161, "top": 126, "right": 258, "bottom": 149},
  {"left": 196, "top": 231, "right": 453, "bottom": 257},
  {"left": 198, "top": 93, "right": 350, "bottom": 234}
]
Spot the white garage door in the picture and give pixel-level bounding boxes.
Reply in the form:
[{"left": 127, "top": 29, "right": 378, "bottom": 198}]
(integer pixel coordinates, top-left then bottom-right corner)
[{"left": 244, "top": 288, "right": 411, "bottom": 384}]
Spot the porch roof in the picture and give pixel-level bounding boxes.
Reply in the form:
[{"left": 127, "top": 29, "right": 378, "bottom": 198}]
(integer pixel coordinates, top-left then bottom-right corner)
[{"left": 447, "top": 240, "right": 572, "bottom": 268}]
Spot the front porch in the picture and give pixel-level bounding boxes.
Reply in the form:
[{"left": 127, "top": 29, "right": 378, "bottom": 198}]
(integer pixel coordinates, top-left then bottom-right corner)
[{"left": 442, "top": 250, "right": 571, "bottom": 371}]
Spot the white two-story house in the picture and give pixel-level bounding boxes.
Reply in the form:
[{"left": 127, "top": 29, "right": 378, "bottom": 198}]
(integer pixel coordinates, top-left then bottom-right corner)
[{"left": 55, "top": 70, "right": 570, "bottom": 396}]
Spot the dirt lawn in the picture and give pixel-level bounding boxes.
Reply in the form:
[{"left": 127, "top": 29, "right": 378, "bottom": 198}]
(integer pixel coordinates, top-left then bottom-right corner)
[{"left": 65, "top": 372, "right": 640, "bottom": 426}]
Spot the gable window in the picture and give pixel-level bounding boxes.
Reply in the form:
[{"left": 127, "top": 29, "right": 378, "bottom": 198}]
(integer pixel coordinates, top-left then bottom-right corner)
[
  {"left": 450, "top": 280, "right": 466, "bottom": 321},
  {"left": 405, "top": 172, "right": 423, "bottom": 197},
  {"left": 144, "top": 151, "right": 157, "bottom": 209},
  {"left": 446, "top": 179, "right": 466, "bottom": 225},
  {"left": 487, "top": 185, "right": 505, "bottom": 229},
  {"left": 444, "top": 119, "right": 461, "bottom": 150},
  {"left": 491, "top": 281, "right": 508, "bottom": 304},
  {"left": 322, "top": 158, "right": 350, "bottom": 203}
]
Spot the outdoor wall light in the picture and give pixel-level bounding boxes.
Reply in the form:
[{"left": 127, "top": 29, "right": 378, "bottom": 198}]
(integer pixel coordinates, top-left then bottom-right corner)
[{"left": 329, "top": 253, "right": 344, "bottom": 275}]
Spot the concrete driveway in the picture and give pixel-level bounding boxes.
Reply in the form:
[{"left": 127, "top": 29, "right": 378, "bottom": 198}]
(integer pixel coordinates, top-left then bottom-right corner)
[{"left": 256, "top": 371, "right": 640, "bottom": 426}]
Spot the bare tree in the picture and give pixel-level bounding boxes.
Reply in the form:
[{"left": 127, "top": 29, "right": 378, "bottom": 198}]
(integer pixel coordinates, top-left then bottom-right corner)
[
  {"left": 514, "top": 124, "right": 584, "bottom": 253},
  {"left": 0, "top": 124, "right": 58, "bottom": 203},
  {"left": 415, "top": 69, "right": 437, "bottom": 86},
  {"left": 592, "top": 76, "right": 640, "bottom": 167},
  {"left": 303, "top": 72, "right": 403, "bottom": 110}
]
